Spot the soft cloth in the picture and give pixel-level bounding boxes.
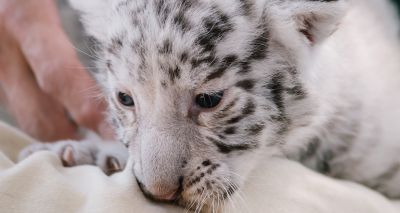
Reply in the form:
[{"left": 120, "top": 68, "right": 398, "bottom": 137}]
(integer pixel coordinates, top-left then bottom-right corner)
[{"left": 0, "top": 122, "right": 399, "bottom": 213}]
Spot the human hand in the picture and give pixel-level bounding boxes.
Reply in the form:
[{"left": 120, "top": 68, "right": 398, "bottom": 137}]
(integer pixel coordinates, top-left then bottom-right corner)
[{"left": 0, "top": 0, "right": 112, "bottom": 141}]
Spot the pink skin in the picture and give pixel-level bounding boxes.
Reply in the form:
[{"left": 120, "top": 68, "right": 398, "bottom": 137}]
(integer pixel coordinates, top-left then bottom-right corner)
[{"left": 0, "top": 0, "right": 113, "bottom": 141}]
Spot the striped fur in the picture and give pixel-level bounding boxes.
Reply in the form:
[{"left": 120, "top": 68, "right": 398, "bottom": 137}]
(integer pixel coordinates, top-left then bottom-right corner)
[{"left": 70, "top": 0, "right": 400, "bottom": 210}]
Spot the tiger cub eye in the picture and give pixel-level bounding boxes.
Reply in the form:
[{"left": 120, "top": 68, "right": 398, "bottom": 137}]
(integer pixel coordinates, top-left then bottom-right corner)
[
  {"left": 195, "top": 91, "right": 224, "bottom": 109},
  {"left": 118, "top": 92, "right": 135, "bottom": 107}
]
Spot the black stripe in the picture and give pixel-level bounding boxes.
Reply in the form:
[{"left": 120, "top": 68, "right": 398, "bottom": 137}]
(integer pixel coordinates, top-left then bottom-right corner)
[
  {"left": 205, "top": 55, "right": 238, "bottom": 82},
  {"left": 242, "top": 99, "right": 256, "bottom": 116},
  {"left": 159, "top": 39, "right": 172, "bottom": 54},
  {"left": 180, "top": 51, "right": 189, "bottom": 63},
  {"left": 266, "top": 73, "right": 284, "bottom": 112},
  {"left": 155, "top": 0, "right": 170, "bottom": 24},
  {"left": 235, "top": 79, "right": 255, "bottom": 92},
  {"left": 285, "top": 85, "right": 306, "bottom": 100},
  {"left": 239, "top": 0, "right": 253, "bottom": 16},
  {"left": 226, "top": 99, "right": 255, "bottom": 124},
  {"left": 316, "top": 150, "right": 333, "bottom": 174},
  {"left": 226, "top": 115, "right": 246, "bottom": 124},
  {"left": 106, "top": 60, "right": 115, "bottom": 74},
  {"left": 237, "top": 61, "right": 251, "bottom": 74},
  {"left": 246, "top": 123, "right": 265, "bottom": 135},
  {"left": 173, "top": 10, "right": 191, "bottom": 32},
  {"left": 107, "top": 37, "right": 123, "bottom": 55},
  {"left": 224, "top": 126, "right": 237, "bottom": 135},
  {"left": 195, "top": 10, "right": 233, "bottom": 53},
  {"left": 168, "top": 67, "right": 181, "bottom": 82},
  {"left": 191, "top": 54, "right": 216, "bottom": 68},
  {"left": 246, "top": 20, "right": 269, "bottom": 61},
  {"left": 207, "top": 137, "right": 254, "bottom": 154},
  {"left": 300, "top": 137, "right": 321, "bottom": 161}
]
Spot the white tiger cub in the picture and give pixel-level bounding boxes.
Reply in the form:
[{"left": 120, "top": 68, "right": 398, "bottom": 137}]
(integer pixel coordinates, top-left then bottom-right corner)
[{"left": 20, "top": 0, "right": 400, "bottom": 211}]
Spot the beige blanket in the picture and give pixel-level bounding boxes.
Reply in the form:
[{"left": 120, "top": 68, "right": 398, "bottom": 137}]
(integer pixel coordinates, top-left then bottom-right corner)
[{"left": 0, "top": 122, "right": 399, "bottom": 213}]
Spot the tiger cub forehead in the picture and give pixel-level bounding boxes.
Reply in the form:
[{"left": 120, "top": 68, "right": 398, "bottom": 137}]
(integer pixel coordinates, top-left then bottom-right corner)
[{"left": 98, "top": 0, "right": 274, "bottom": 93}]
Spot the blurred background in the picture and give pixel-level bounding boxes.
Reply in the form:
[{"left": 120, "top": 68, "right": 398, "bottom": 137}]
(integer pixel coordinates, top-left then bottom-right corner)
[{"left": 0, "top": 0, "right": 94, "bottom": 128}]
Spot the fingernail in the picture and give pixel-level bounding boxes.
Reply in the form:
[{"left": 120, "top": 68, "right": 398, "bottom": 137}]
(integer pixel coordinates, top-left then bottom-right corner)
[
  {"left": 61, "top": 145, "right": 75, "bottom": 167},
  {"left": 106, "top": 156, "right": 121, "bottom": 175}
]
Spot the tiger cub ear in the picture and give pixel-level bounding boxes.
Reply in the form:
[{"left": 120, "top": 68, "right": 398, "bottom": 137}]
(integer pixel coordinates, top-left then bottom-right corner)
[{"left": 274, "top": 0, "right": 348, "bottom": 45}]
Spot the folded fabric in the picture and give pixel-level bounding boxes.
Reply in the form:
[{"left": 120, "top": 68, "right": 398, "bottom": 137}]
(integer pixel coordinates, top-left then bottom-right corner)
[{"left": 0, "top": 122, "right": 399, "bottom": 213}]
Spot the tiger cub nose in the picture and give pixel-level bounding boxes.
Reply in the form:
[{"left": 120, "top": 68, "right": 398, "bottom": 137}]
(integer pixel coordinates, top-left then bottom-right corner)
[
  {"left": 150, "top": 188, "right": 179, "bottom": 201},
  {"left": 137, "top": 177, "right": 183, "bottom": 202}
]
